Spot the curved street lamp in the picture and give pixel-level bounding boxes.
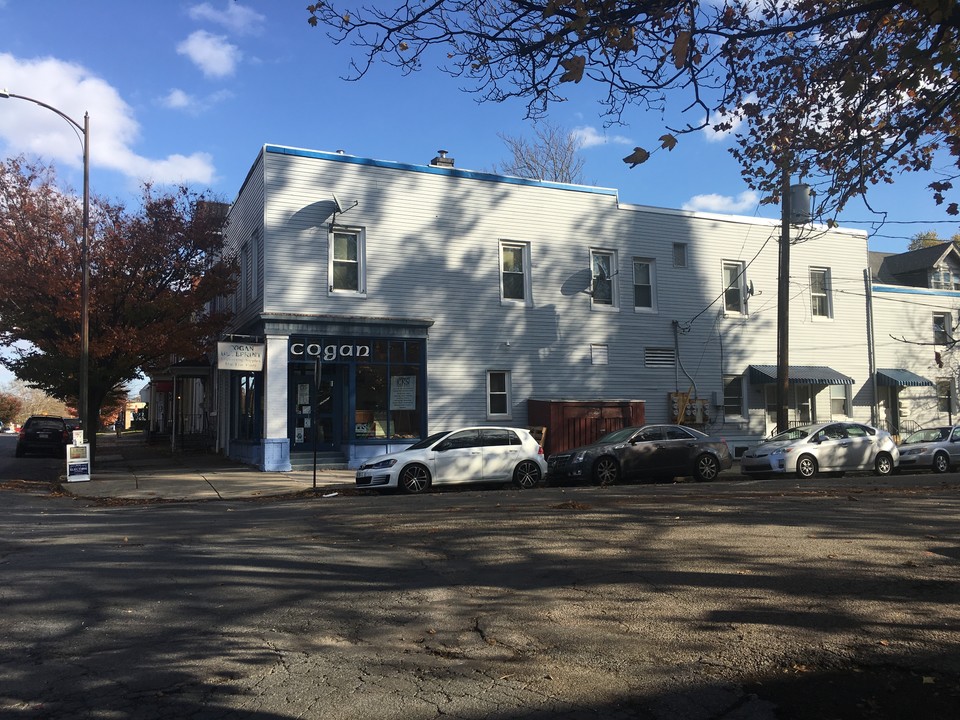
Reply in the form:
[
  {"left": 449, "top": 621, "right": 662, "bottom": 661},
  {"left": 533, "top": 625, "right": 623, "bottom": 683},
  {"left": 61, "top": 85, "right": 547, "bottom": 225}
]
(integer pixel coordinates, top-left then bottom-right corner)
[{"left": 0, "top": 90, "right": 90, "bottom": 436}]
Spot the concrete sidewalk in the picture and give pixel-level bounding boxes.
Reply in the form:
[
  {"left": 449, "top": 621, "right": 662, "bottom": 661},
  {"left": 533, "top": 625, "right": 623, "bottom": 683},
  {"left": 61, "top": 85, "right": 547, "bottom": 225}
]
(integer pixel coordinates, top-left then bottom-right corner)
[{"left": 60, "top": 433, "right": 356, "bottom": 501}]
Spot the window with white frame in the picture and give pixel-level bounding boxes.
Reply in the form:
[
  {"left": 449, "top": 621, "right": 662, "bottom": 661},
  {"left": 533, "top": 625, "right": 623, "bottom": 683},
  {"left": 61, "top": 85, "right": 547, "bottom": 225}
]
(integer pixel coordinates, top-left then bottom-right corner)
[
  {"left": 933, "top": 312, "right": 952, "bottom": 345},
  {"left": 830, "top": 385, "right": 849, "bottom": 417},
  {"left": 633, "top": 257, "right": 656, "bottom": 311},
  {"left": 938, "top": 378, "right": 953, "bottom": 414},
  {"left": 723, "top": 375, "right": 743, "bottom": 417},
  {"left": 673, "top": 242, "right": 688, "bottom": 268},
  {"left": 591, "top": 249, "right": 618, "bottom": 308},
  {"left": 329, "top": 228, "right": 365, "bottom": 294},
  {"left": 810, "top": 267, "right": 832, "bottom": 318},
  {"left": 930, "top": 264, "right": 960, "bottom": 290},
  {"left": 487, "top": 370, "right": 512, "bottom": 418},
  {"left": 500, "top": 241, "right": 531, "bottom": 303},
  {"left": 722, "top": 260, "right": 747, "bottom": 314}
]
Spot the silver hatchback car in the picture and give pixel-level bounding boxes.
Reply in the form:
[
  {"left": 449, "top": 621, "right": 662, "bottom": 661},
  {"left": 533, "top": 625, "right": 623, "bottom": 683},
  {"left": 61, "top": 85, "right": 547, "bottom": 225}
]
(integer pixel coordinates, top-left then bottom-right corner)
[
  {"left": 897, "top": 425, "right": 960, "bottom": 473},
  {"left": 741, "top": 422, "right": 898, "bottom": 479}
]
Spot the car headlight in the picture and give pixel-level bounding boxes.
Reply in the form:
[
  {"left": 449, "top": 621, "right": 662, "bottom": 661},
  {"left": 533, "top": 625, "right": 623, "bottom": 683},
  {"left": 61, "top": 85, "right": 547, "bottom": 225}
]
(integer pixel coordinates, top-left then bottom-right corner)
[
  {"left": 770, "top": 447, "right": 793, "bottom": 457},
  {"left": 367, "top": 458, "right": 397, "bottom": 470},
  {"left": 572, "top": 450, "right": 587, "bottom": 463}
]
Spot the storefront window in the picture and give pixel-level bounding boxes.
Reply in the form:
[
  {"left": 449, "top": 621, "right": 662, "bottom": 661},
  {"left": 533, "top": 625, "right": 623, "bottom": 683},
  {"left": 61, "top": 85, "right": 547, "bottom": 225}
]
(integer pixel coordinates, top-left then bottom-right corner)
[
  {"left": 235, "top": 372, "right": 261, "bottom": 442},
  {"left": 353, "top": 340, "right": 424, "bottom": 440}
]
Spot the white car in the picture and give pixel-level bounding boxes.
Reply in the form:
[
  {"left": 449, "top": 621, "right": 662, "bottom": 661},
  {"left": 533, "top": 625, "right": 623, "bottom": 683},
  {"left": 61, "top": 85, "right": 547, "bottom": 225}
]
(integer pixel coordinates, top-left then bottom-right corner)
[
  {"left": 355, "top": 426, "right": 547, "bottom": 493},
  {"left": 897, "top": 425, "right": 960, "bottom": 473},
  {"left": 740, "top": 422, "right": 898, "bottom": 479}
]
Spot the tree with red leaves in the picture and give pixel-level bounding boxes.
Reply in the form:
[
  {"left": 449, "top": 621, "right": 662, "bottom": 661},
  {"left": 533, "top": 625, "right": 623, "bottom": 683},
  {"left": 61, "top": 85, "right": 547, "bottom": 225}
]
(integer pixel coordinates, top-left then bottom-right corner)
[{"left": 0, "top": 157, "right": 237, "bottom": 453}]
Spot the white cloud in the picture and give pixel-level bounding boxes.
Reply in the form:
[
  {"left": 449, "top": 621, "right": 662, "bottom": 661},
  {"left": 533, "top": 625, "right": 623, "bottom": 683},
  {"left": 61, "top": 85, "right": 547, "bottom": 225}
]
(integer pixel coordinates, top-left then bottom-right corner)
[
  {"left": 682, "top": 190, "right": 760, "bottom": 214},
  {"left": 162, "top": 88, "right": 194, "bottom": 110},
  {"left": 160, "top": 87, "right": 233, "bottom": 115},
  {"left": 188, "top": 2, "right": 265, "bottom": 36},
  {"left": 177, "top": 30, "right": 241, "bottom": 78},
  {"left": 0, "top": 53, "right": 216, "bottom": 186},
  {"left": 571, "top": 125, "right": 632, "bottom": 148},
  {"left": 703, "top": 93, "right": 758, "bottom": 143}
]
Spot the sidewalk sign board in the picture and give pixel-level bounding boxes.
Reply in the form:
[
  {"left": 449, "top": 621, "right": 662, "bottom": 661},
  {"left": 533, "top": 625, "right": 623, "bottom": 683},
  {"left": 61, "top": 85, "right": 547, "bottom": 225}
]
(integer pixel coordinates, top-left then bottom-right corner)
[{"left": 66, "top": 438, "right": 91, "bottom": 483}]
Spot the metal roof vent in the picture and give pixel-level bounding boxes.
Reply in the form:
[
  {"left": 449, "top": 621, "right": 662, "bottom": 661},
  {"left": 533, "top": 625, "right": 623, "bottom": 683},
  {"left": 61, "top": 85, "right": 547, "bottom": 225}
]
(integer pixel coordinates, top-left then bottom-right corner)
[{"left": 430, "top": 149, "right": 454, "bottom": 167}]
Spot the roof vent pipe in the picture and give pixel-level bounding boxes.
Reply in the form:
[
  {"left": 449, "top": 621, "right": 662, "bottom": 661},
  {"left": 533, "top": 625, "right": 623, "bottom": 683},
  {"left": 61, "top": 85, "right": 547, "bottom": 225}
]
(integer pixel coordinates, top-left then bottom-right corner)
[{"left": 430, "top": 149, "right": 454, "bottom": 167}]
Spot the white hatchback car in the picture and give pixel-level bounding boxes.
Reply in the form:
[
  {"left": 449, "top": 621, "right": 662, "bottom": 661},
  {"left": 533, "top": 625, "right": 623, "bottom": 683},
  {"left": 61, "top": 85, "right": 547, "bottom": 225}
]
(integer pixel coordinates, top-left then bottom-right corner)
[
  {"left": 740, "top": 422, "right": 899, "bottom": 479},
  {"left": 355, "top": 427, "right": 547, "bottom": 493}
]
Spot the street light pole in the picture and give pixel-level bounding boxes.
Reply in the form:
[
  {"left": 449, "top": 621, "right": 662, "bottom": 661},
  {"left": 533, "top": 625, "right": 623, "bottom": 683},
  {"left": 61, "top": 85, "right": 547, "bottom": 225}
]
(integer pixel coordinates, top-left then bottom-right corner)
[{"left": 1, "top": 90, "right": 90, "bottom": 436}]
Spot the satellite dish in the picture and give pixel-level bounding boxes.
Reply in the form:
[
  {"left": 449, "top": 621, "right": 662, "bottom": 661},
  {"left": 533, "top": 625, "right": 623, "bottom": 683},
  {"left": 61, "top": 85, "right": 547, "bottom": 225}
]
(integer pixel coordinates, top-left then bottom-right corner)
[{"left": 333, "top": 193, "right": 345, "bottom": 214}]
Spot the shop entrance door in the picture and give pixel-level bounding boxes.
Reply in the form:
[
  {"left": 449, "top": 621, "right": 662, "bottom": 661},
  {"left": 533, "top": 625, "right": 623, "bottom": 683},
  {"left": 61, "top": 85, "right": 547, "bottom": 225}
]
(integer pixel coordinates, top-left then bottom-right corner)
[{"left": 290, "top": 364, "right": 340, "bottom": 452}]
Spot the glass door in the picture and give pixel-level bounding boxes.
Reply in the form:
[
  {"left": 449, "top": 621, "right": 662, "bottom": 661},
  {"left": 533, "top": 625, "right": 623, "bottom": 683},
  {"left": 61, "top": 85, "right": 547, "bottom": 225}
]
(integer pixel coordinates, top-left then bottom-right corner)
[{"left": 289, "top": 364, "right": 340, "bottom": 452}]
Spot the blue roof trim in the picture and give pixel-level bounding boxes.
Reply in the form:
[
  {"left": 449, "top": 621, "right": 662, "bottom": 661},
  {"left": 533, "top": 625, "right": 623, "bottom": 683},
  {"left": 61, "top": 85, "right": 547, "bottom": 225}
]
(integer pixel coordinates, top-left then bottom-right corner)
[
  {"left": 873, "top": 284, "right": 960, "bottom": 298},
  {"left": 264, "top": 144, "right": 619, "bottom": 197}
]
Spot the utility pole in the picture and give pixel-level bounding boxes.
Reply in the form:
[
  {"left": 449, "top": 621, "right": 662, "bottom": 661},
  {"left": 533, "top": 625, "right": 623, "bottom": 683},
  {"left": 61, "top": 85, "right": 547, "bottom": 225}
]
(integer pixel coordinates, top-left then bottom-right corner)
[{"left": 776, "top": 164, "right": 791, "bottom": 434}]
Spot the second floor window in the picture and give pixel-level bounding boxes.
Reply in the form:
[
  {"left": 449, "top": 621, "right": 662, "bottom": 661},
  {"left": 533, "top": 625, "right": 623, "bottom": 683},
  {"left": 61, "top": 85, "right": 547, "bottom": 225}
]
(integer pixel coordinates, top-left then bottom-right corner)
[
  {"left": 931, "top": 265, "right": 960, "bottom": 290},
  {"left": 500, "top": 241, "right": 530, "bottom": 303},
  {"left": 330, "top": 229, "right": 365, "bottom": 294},
  {"left": 810, "top": 267, "right": 832, "bottom": 318},
  {"left": 723, "top": 260, "right": 747, "bottom": 314},
  {"left": 633, "top": 258, "right": 656, "bottom": 311},
  {"left": 934, "top": 312, "right": 952, "bottom": 345},
  {"left": 591, "top": 249, "right": 618, "bottom": 308}
]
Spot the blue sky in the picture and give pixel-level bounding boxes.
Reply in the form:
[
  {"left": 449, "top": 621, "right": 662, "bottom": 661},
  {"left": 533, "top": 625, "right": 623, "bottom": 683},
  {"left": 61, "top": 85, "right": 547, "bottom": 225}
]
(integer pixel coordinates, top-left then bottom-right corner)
[{"left": 1, "top": 1, "right": 958, "bottom": 386}]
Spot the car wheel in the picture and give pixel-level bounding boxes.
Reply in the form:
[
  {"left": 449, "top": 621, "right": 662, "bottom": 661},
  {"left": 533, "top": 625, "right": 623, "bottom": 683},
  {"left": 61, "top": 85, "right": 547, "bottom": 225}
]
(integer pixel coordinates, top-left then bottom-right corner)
[
  {"left": 399, "top": 464, "right": 431, "bottom": 494},
  {"left": 932, "top": 451, "right": 950, "bottom": 474},
  {"left": 513, "top": 460, "right": 542, "bottom": 489},
  {"left": 592, "top": 457, "right": 620, "bottom": 485},
  {"left": 874, "top": 452, "right": 894, "bottom": 476},
  {"left": 694, "top": 453, "right": 720, "bottom": 482},
  {"left": 796, "top": 454, "right": 818, "bottom": 479}
]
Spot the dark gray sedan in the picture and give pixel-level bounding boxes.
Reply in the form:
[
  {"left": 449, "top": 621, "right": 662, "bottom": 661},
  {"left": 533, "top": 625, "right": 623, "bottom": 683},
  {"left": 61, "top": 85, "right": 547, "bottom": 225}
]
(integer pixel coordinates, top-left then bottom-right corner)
[{"left": 547, "top": 424, "right": 733, "bottom": 485}]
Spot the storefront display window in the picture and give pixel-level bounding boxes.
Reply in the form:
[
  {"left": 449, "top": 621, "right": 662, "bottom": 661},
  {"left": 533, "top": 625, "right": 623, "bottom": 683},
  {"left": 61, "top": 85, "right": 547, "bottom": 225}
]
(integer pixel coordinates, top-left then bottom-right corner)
[
  {"left": 355, "top": 339, "right": 424, "bottom": 440},
  {"left": 235, "top": 372, "right": 261, "bottom": 442}
]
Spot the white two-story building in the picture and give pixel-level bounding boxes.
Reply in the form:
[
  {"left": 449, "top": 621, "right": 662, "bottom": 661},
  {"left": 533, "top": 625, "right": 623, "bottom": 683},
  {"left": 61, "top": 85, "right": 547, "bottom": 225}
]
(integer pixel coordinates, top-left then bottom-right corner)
[{"left": 162, "top": 143, "right": 960, "bottom": 471}]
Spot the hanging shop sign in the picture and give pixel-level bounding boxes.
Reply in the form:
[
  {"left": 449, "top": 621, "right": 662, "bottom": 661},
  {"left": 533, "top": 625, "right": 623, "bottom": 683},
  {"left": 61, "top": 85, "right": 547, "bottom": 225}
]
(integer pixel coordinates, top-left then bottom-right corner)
[{"left": 218, "top": 342, "right": 265, "bottom": 371}]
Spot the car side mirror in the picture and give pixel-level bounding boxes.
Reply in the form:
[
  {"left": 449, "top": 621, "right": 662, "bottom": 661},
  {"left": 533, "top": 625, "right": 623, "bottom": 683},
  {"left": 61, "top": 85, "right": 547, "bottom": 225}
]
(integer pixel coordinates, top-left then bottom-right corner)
[{"left": 435, "top": 441, "right": 451, "bottom": 452}]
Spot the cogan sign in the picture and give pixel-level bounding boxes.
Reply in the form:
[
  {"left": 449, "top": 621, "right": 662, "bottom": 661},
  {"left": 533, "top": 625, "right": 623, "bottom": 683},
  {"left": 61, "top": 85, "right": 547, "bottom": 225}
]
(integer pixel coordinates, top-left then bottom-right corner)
[
  {"left": 289, "top": 339, "right": 371, "bottom": 362},
  {"left": 217, "top": 342, "right": 266, "bottom": 371}
]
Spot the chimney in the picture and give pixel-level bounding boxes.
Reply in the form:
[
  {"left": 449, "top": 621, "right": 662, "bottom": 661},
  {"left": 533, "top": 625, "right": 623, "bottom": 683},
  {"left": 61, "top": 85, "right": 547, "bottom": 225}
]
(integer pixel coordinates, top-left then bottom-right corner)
[{"left": 430, "top": 149, "right": 454, "bottom": 168}]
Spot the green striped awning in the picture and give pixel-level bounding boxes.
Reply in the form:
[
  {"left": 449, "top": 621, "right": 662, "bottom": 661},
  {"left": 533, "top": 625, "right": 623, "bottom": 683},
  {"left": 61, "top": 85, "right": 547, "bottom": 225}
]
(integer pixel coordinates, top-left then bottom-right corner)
[
  {"left": 749, "top": 365, "right": 855, "bottom": 385},
  {"left": 876, "top": 368, "right": 934, "bottom": 387}
]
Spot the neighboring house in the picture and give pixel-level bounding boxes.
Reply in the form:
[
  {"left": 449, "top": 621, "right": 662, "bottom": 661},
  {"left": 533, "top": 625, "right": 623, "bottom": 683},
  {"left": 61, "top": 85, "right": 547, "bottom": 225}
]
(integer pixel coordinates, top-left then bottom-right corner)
[
  {"left": 869, "top": 244, "right": 960, "bottom": 436},
  {"left": 201, "top": 143, "right": 917, "bottom": 471}
]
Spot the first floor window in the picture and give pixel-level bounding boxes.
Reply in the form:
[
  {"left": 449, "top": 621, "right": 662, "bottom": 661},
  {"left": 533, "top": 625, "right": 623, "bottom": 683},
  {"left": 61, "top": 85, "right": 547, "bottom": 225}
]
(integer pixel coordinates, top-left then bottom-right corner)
[
  {"left": 330, "top": 228, "right": 365, "bottom": 293},
  {"left": 937, "top": 378, "right": 953, "bottom": 413},
  {"left": 487, "top": 371, "right": 511, "bottom": 418},
  {"left": 633, "top": 258, "right": 656, "bottom": 311},
  {"left": 830, "top": 385, "right": 849, "bottom": 417},
  {"left": 723, "top": 375, "right": 743, "bottom": 416}
]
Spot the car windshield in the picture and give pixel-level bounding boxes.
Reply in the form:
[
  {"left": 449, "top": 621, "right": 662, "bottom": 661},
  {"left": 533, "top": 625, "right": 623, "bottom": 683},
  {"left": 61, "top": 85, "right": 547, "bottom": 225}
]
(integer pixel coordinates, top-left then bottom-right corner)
[
  {"left": 406, "top": 431, "right": 451, "bottom": 451},
  {"left": 765, "top": 426, "right": 812, "bottom": 443},
  {"left": 597, "top": 427, "right": 641, "bottom": 444},
  {"left": 903, "top": 427, "right": 951, "bottom": 444}
]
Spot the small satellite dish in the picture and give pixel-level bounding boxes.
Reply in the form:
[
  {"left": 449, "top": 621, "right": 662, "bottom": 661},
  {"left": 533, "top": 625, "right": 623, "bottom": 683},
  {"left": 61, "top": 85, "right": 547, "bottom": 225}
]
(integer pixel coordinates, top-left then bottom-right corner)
[{"left": 333, "top": 193, "right": 345, "bottom": 214}]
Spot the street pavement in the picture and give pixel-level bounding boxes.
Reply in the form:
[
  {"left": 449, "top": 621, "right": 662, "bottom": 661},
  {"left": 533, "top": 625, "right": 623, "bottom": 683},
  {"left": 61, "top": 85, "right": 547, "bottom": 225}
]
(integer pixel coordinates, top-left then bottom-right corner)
[{"left": 60, "top": 433, "right": 356, "bottom": 501}]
